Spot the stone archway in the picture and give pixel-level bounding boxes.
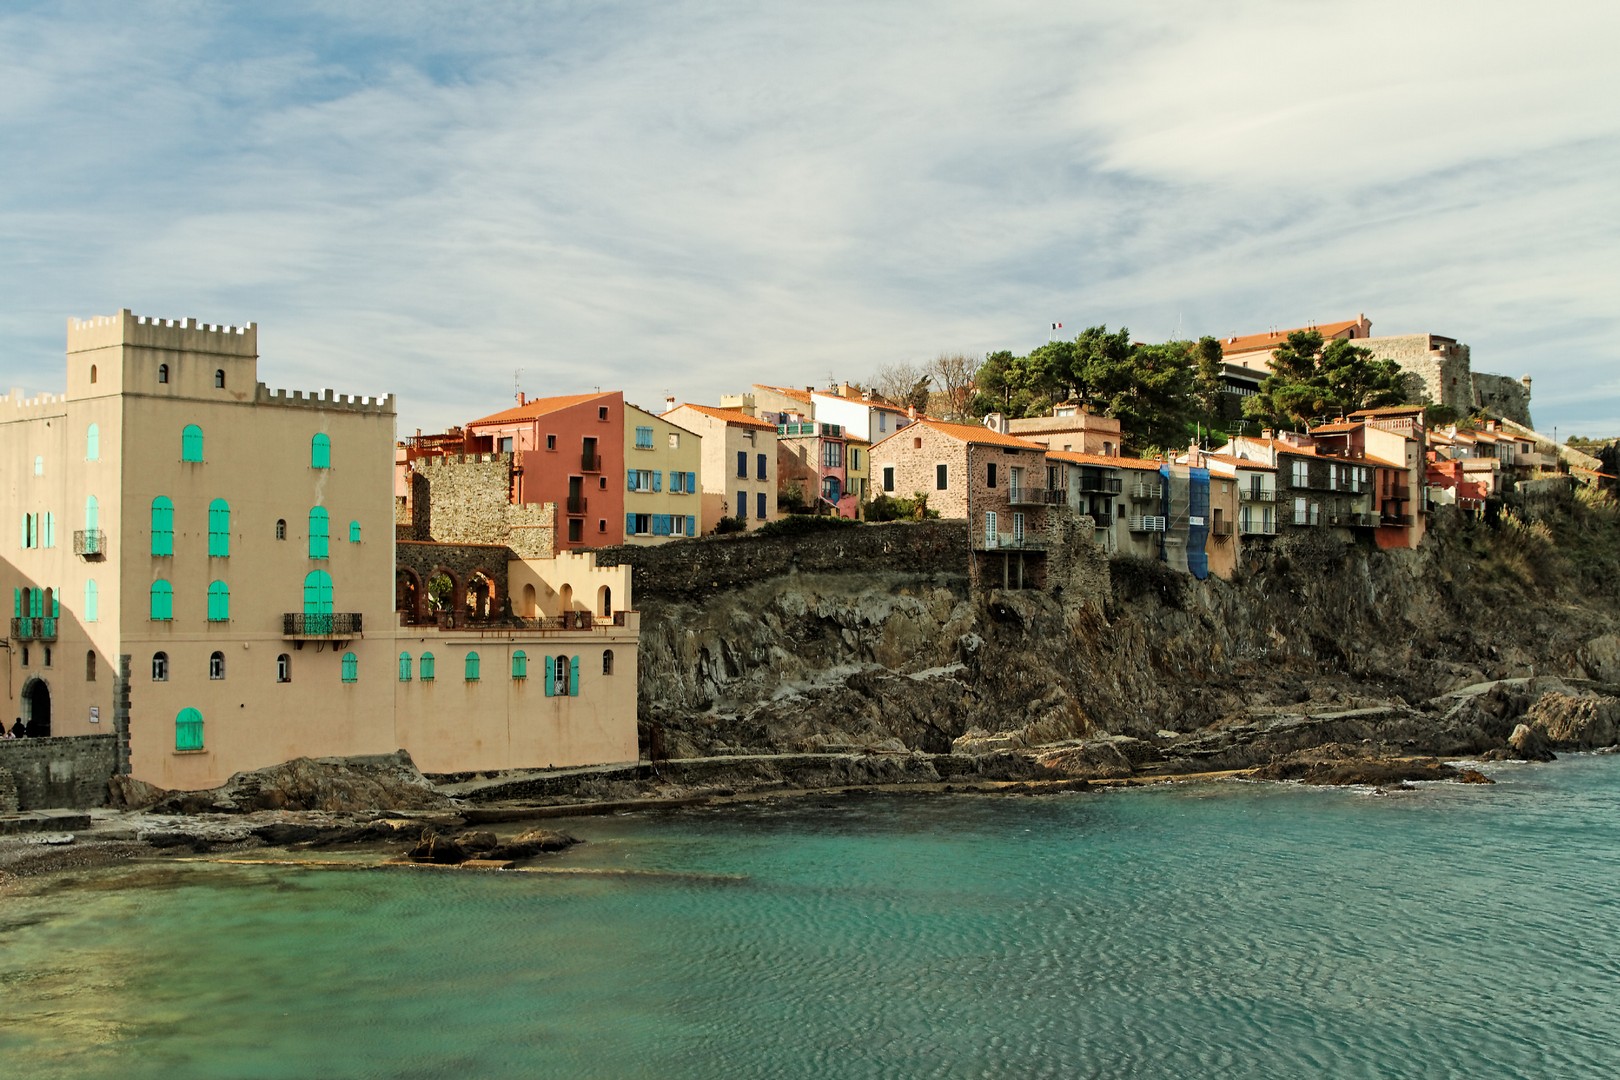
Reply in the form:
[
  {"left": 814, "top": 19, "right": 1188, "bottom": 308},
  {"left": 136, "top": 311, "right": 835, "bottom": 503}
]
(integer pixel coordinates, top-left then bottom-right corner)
[
  {"left": 522, "top": 583, "right": 538, "bottom": 618},
  {"left": 21, "top": 677, "right": 51, "bottom": 737},
  {"left": 396, "top": 567, "right": 423, "bottom": 624},
  {"left": 466, "top": 569, "right": 499, "bottom": 622}
]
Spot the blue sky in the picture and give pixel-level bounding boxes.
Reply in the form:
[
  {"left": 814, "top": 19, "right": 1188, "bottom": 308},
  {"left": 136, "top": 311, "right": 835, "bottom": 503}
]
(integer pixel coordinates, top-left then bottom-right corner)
[{"left": 3, "top": 1, "right": 1616, "bottom": 437}]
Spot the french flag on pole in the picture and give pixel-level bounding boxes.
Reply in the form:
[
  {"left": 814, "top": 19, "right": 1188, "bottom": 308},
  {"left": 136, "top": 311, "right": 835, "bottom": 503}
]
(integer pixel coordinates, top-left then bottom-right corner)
[{"left": 1051, "top": 322, "right": 1062, "bottom": 331}]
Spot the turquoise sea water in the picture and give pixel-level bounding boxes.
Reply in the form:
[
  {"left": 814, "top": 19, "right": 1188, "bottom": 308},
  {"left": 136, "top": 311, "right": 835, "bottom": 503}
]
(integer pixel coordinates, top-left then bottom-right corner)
[{"left": 3, "top": 757, "right": 1619, "bottom": 1079}]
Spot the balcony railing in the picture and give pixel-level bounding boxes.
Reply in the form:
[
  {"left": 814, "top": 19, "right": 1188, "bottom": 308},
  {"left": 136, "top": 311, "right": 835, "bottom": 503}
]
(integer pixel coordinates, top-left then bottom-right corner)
[
  {"left": 1382, "top": 513, "right": 1414, "bottom": 526},
  {"left": 11, "top": 617, "right": 57, "bottom": 641},
  {"left": 1077, "top": 475, "right": 1123, "bottom": 494},
  {"left": 581, "top": 451, "right": 601, "bottom": 472},
  {"left": 1212, "top": 519, "right": 1232, "bottom": 536},
  {"left": 1241, "top": 487, "right": 1277, "bottom": 502},
  {"left": 1086, "top": 513, "right": 1113, "bottom": 529},
  {"left": 414, "top": 610, "right": 636, "bottom": 632},
  {"left": 980, "top": 532, "right": 1047, "bottom": 551},
  {"left": 566, "top": 495, "right": 588, "bottom": 514},
  {"left": 1007, "top": 487, "right": 1066, "bottom": 507},
  {"left": 1129, "top": 481, "right": 1163, "bottom": 501},
  {"left": 1239, "top": 520, "right": 1277, "bottom": 536},
  {"left": 777, "top": 422, "right": 842, "bottom": 438},
  {"left": 282, "top": 612, "right": 363, "bottom": 638},
  {"left": 74, "top": 528, "right": 107, "bottom": 558},
  {"left": 1128, "top": 515, "right": 1167, "bottom": 532}
]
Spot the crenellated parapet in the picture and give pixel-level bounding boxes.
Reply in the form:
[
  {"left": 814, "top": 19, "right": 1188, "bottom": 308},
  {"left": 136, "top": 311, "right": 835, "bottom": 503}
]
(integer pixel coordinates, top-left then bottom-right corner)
[
  {"left": 0, "top": 388, "right": 68, "bottom": 418},
  {"left": 254, "top": 384, "right": 395, "bottom": 415},
  {"left": 67, "top": 309, "right": 257, "bottom": 356}
]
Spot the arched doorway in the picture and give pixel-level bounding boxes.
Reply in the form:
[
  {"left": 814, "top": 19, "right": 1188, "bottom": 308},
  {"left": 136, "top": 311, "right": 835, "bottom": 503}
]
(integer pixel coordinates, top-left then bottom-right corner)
[
  {"left": 396, "top": 568, "right": 422, "bottom": 624},
  {"left": 522, "top": 584, "right": 538, "bottom": 618},
  {"left": 21, "top": 677, "right": 51, "bottom": 737},
  {"left": 598, "top": 585, "right": 612, "bottom": 618},
  {"left": 559, "top": 583, "right": 573, "bottom": 613}
]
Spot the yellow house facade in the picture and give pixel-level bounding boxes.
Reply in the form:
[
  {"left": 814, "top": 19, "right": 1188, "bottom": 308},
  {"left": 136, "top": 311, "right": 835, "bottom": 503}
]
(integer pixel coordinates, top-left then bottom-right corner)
[{"left": 622, "top": 403, "right": 702, "bottom": 544}]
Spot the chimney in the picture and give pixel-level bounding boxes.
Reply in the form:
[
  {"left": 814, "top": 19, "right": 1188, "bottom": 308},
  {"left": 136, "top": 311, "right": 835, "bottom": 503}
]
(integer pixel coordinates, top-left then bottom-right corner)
[
  {"left": 665, "top": 395, "right": 676, "bottom": 411},
  {"left": 517, "top": 391, "right": 527, "bottom": 406},
  {"left": 1261, "top": 428, "right": 1274, "bottom": 440},
  {"left": 908, "top": 404, "right": 918, "bottom": 420}
]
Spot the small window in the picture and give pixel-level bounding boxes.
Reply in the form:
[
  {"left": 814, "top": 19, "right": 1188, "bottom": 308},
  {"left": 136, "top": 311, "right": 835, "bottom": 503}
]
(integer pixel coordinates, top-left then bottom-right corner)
[
  {"left": 757, "top": 491, "right": 767, "bottom": 520},
  {"left": 214, "top": 369, "right": 225, "bottom": 389},
  {"left": 398, "top": 652, "right": 413, "bottom": 682},
  {"left": 33, "top": 455, "right": 43, "bottom": 477},
  {"left": 181, "top": 423, "right": 204, "bottom": 462},
  {"left": 20, "top": 646, "right": 27, "bottom": 667},
  {"left": 987, "top": 462, "right": 997, "bottom": 488},
  {"left": 86, "top": 423, "right": 100, "bottom": 460},
  {"left": 277, "top": 653, "right": 292, "bottom": 683},
  {"left": 668, "top": 433, "right": 680, "bottom": 449},
  {"left": 312, "top": 433, "right": 332, "bottom": 469},
  {"left": 87, "top": 650, "right": 97, "bottom": 681},
  {"left": 209, "top": 498, "right": 231, "bottom": 557},
  {"left": 913, "top": 437, "right": 923, "bottom": 449},
  {"left": 150, "top": 580, "right": 174, "bottom": 621},
  {"left": 209, "top": 651, "right": 225, "bottom": 680},
  {"left": 275, "top": 518, "right": 286, "bottom": 540},
  {"left": 349, "top": 521, "right": 361, "bottom": 544},
  {"left": 512, "top": 650, "right": 528, "bottom": 680},
  {"left": 603, "top": 649, "right": 614, "bottom": 675},
  {"left": 153, "top": 651, "right": 169, "bottom": 681},
  {"left": 341, "top": 652, "right": 358, "bottom": 683},
  {"left": 936, "top": 463, "right": 948, "bottom": 490},
  {"left": 567, "top": 519, "right": 582, "bottom": 543},
  {"left": 175, "top": 708, "right": 204, "bottom": 751},
  {"left": 757, "top": 453, "right": 767, "bottom": 481},
  {"left": 43, "top": 647, "right": 51, "bottom": 668},
  {"left": 547, "top": 434, "right": 557, "bottom": 450},
  {"left": 598, "top": 406, "right": 609, "bottom": 420},
  {"left": 89, "top": 364, "right": 97, "bottom": 384},
  {"left": 207, "top": 581, "right": 229, "bottom": 622},
  {"left": 158, "top": 363, "right": 169, "bottom": 384},
  {"left": 555, "top": 655, "right": 569, "bottom": 689},
  {"left": 420, "top": 652, "right": 436, "bottom": 682},
  {"left": 464, "top": 651, "right": 481, "bottom": 682},
  {"left": 882, "top": 466, "right": 895, "bottom": 493},
  {"left": 598, "top": 519, "right": 607, "bottom": 533},
  {"left": 737, "top": 451, "right": 748, "bottom": 478}
]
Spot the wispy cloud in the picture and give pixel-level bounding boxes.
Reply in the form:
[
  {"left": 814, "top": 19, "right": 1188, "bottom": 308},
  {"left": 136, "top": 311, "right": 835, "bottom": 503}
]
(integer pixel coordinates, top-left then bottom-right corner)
[{"left": 1, "top": 1, "right": 1616, "bottom": 435}]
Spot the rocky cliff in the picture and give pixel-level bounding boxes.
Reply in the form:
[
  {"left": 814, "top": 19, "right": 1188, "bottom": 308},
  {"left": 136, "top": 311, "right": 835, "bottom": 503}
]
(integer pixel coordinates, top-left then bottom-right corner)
[{"left": 634, "top": 488, "right": 1620, "bottom": 774}]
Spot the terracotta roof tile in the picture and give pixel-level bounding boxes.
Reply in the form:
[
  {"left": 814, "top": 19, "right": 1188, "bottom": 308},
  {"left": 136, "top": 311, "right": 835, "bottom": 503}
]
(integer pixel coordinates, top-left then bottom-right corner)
[
  {"left": 665, "top": 403, "right": 777, "bottom": 431},
  {"left": 1047, "top": 450, "right": 1163, "bottom": 472},
  {"left": 468, "top": 392, "right": 615, "bottom": 427},
  {"left": 1220, "top": 318, "right": 1365, "bottom": 356}
]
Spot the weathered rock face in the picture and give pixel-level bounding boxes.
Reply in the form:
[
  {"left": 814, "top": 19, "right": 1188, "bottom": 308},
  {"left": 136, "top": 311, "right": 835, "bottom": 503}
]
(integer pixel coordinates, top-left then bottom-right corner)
[
  {"left": 636, "top": 499, "right": 1620, "bottom": 764},
  {"left": 1520, "top": 693, "right": 1620, "bottom": 750},
  {"left": 151, "top": 751, "right": 457, "bottom": 815}
]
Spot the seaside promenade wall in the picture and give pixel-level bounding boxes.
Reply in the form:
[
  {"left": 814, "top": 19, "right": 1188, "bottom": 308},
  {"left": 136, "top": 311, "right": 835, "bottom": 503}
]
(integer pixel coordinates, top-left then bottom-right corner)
[{"left": 0, "top": 735, "right": 118, "bottom": 811}]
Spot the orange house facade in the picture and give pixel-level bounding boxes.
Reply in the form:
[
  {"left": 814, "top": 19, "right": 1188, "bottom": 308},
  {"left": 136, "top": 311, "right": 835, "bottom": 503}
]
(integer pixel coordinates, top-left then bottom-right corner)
[{"left": 465, "top": 392, "right": 626, "bottom": 549}]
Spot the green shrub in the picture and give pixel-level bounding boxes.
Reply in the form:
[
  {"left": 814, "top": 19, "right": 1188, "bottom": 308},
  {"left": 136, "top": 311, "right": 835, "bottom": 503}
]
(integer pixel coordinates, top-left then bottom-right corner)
[
  {"left": 714, "top": 516, "right": 747, "bottom": 534},
  {"left": 759, "top": 514, "right": 859, "bottom": 538}
]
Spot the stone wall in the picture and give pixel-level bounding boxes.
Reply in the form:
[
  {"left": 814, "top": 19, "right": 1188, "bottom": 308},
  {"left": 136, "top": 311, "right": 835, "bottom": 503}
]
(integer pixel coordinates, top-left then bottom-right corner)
[
  {"left": 1358, "top": 334, "right": 1473, "bottom": 409},
  {"left": 1471, "top": 373, "right": 1534, "bottom": 428},
  {"left": 414, "top": 453, "right": 556, "bottom": 558},
  {"left": 591, "top": 520, "right": 970, "bottom": 602},
  {"left": 0, "top": 734, "right": 118, "bottom": 810}
]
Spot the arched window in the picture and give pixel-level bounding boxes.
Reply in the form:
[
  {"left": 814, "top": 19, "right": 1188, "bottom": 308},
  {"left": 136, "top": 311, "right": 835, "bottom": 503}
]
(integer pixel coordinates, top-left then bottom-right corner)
[
  {"left": 151, "top": 497, "right": 174, "bottom": 555},
  {"left": 33, "top": 455, "right": 43, "bottom": 476},
  {"left": 209, "top": 651, "right": 225, "bottom": 680},
  {"left": 181, "top": 424, "right": 204, "bottom": 462},
  {"left": 275, "top": 518, "right": 286, "bottom": 540},
  {"left": 89, "top": 364, "right": 97, "bottom": 385},
  {"left": 308, "top": 507, "right": 329, "bottom": 559},
  {"left": 176, "top": 708, "right": 204, "bottom": 751},
  {"left": 158, "top": 363, "right": 169, "bottom": 384},
  {"left": 208, "top": 498, "right": 230, "bottom": 557},
  {"left": 311, "top": 433, "right": 332, "bottom": 469},
  {"left": 603, "top": 649, "right": 615, "bottom": 675},
  {"left": 150, "top": 579, "right": 174, "bottom": 621},
  {"left": 398, "top": 651, "right": 413, "bottom": 682},
  {"left": 512, "top": 650, "right": 528, "bottom": 679},
  {"left": 349, "top": 520, "right": 361, "bottom": 543},
  {"left": 207, "top": 581, "right": 230, "bottom": 622},
  {"left": 598, "top": 585, "right": 612, "bottom": 618},
  {"left": 464, "top": 651, "right": 481, "bottom": 682},
  {"left": 420, "top": 652, "right": 436, "bottom": 682},
  {"left": 546, "top": 655, "right": 579, "bottom": 697},
  {"left": 276, "top": 653, "right": 292, "bottom": 683},
  {"left": 341, "top": 652, "right": 358, "bottom": 683},
  {"left": 86, "top": 423, "right": 99, "bottom": 460},
  {"left": 214, "top": 369, "right": 225, "bottom": 389},
  {"left": 86, "top": 495, "right": 99, "bottom": 533},
  {"left": 152, "top": 651, "right": 169, "bottom": 681},
  {"left": 84, "top": 579, "right": 99, "bottom": 623},
  {"left": 87, "top": 650, "right": 97, "bottom": 681}
]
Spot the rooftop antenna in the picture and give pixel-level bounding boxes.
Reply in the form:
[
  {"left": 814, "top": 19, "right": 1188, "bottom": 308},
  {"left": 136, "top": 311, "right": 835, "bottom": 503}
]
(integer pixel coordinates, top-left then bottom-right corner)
[{"left": 514, "top": 368, "right": 523, "bottom": 403}]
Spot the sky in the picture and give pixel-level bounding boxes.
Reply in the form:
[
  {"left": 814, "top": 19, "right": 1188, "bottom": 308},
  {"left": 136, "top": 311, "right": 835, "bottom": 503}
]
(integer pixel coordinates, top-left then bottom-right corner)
[{"left": 2, "top": 1, "right": 1616, "bottom": 438}]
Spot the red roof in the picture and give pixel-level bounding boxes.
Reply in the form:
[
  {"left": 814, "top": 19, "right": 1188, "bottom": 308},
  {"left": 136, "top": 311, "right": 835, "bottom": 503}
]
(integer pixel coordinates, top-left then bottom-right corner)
[
  {"left": 1047, "top": 450, "right": 1162, "bottom": 472},
  {"left": 753, "top": 384, "right": 814, "bottom": 405},
  {"left": 871, "top": 418, "right": 1048, "bottom": 452},
  {"left": 1202, "top": 452, "right": 1277, "bottom": 472},
  {"left": 1221, "top": 318, "right": 1366, "bottom": 356},
  {"left": 665, "top": 403, "right": 777, "bottom": 431},
  {"left": 468, "top": 392, "right": 615, "bottom": 428}
]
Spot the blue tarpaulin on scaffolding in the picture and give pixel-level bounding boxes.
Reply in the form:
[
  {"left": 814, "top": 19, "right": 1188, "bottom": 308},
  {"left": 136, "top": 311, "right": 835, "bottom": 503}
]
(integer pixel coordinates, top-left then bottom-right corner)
[{"left": 1186, "top": 467, "right": 1210, "bottom": 579}]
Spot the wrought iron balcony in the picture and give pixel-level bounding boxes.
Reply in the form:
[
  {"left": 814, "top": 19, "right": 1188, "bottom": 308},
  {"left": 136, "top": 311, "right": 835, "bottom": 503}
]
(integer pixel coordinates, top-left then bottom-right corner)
[
  {"left": 1239, "top": 520, "right": 1277, "bottom": 535},
  {"left": 566, "top": 495, "right": 588, "bottom": 514},
  {"left": 1077, "top": 475, "right": 1123, "bottom": 494},
  {"left": 978, "top": 532, "right": 1048, "bottom": 551},
  {"left": 74, "top": 528, "right": 107, "bottom": 558},
  {"left": 11, "top": 617, "right": 57, "bottom": 641},
  {"left": 282, "top": 612, "right": 363, "bottom": 639},
  {"left": 581, "top": 451, "right": 601, "bottom": 472},
  {"left": 1007, "top": 487, "right": 1066, "bottom": 507},
  {"left": 1212, "top": 519, "right": 1233, "bottom": 536},
  {"left": 1241, "top": 487, "right": 1277, "bottom": 502}
]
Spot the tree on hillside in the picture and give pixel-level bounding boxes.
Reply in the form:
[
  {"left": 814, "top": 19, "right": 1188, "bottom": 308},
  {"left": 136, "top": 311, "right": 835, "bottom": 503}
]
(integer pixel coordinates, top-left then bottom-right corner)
[
  {"left": 868, "top": 362, "right": 930, "bottom": 411},
  {"left": 927, "top": 352, "right": 982, "bottom": 420},
  {"left": 1245, "top": 330, "right": 1406, "bottom": 430},
  {"left": 1103, "top": 340, "right": 1197, "bottom": 453},
  {"left": 1193, "top": 336, "right": 1225, "bottom": 425}
]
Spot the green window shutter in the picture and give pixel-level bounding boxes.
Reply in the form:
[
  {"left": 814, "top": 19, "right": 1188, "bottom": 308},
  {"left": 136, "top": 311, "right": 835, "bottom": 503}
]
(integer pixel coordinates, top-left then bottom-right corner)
[
  {"left": 687, "top": 515, "right": 696, "bottom": 536},
  {"left": 86, "top": 423, "right": 99, "bottom": 461},
  {"left": 398, "top": 652, "right": 412, "bottom": 682},
  {"left": 627, "top": 470, "right": 636, "bottom": 491},
  {"left": 342, "top": 652, "right": 358, "bottom": 683},
  {"left": 207, "top": 581, "right": 229, "bottom": 622},
  {"left": 689, "top": 471, "right": 698, "bottom": 493},
  {"left": 175, "top": 708, "right": 204, "bottom": 751},
  {"left": 652, "top": 470, "right": 662, "bottom": 492},
  {"left": 569, "top": 656, "right": 580, "bottom": 696},
  {"left": 85, "top": 495, "right": 99, "bottom": 533},
  {"left": 85, "top": 580, "right": 98, "bottom": 623},
  {"left": 312, "top": 433, "right": 332, "bottom": 469},
  {"left": 512, "top": 650, "right": 527, "bottom": 679},
  {"left": 465, "top": 651, "right": 480, "bottom": 682},
  {"left": 209, "top": 498, "right": 230, "bottom": 557},
  {"left": 421, "top": 652, "right": 435, "bottom": 682},
  {"left": 544, "top": 656, "right": 555, "bottom": 696},
  {"left": 43, "top": 512, "right": 55, "bottom": 548},
  {"left": 151, "top": 580, "right": 173, "bottom": 621},
  {"left": 151, "top": 497, "right": 174, "bottom": 556},
  {"left": 349, "top": 520, "right": 361, "bottom": 543},
  {"left": 12, "top": 588, "right": 18, "bottom": 618},
  {"left": 625, "top": 513, "right": 636, "bottom": 534},
  {"left": 181, "top": 424, "right": 204, "bottom": 462},
  {"left": 308, "top": 507, "right": 329, "bottom": 559},
  {"left": 52, "top": 592, "right": 59, "bottom": 618}
]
